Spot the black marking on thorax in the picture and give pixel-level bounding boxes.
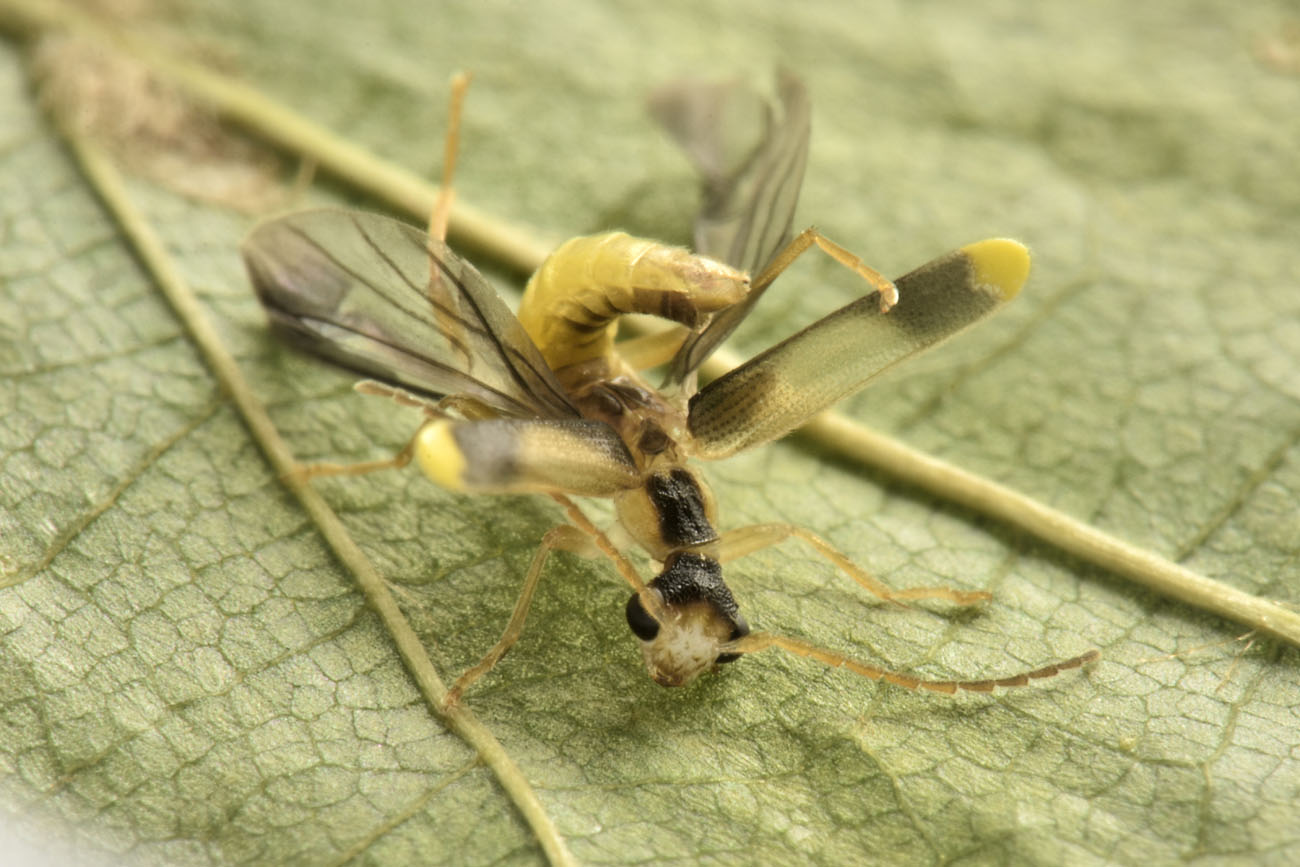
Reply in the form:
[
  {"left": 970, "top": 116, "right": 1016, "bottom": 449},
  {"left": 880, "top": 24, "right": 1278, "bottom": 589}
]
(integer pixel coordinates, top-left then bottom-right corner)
[
  {"left": 646, "top": 469, "right": 716, "bottom": 549},
  {"left": 650, "top": 553, "right": 740, "bottom": 624}
]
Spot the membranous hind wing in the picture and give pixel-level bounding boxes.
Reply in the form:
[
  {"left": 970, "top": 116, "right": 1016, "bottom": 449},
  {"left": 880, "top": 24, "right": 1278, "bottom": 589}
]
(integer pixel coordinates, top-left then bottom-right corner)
[
  {"left": 650, "top": 70, "right": 811, "bottom": 383},
  {"left": 243, "top": 209, "right": 577, "bottom": 419}
]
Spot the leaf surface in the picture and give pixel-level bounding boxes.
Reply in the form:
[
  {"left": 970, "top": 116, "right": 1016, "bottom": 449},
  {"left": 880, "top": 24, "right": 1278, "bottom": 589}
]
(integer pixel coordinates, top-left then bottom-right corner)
[{"left": 2, "top": 1, "right": 1299, "bottom": 864}]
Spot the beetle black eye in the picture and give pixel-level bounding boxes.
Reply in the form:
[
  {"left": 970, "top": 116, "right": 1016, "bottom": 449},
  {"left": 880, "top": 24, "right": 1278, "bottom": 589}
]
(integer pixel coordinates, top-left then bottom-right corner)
[
  {"left": 625, "top": 593, "right": 660, "bottom": 641},
  {"left": 715, "top": 613, "right": 750, "bottom": 664}
]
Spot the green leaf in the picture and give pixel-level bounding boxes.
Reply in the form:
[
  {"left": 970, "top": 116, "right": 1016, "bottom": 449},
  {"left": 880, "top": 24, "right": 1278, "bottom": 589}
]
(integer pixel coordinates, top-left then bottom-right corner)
[{"left": 3, "top": 1, "right": 1300, "bottom": 864}]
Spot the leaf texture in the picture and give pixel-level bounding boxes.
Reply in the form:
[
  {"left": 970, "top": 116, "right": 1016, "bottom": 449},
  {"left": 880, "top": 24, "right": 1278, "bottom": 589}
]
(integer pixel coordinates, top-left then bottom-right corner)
[{"left": 2, "top": 2, "right": 1300, "bottom": 865}]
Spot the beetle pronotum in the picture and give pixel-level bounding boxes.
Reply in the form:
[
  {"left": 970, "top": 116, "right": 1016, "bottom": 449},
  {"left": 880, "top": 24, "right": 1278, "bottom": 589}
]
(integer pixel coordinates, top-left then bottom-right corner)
[{"left": 242, "top": 72, "right": 1097, "bottom": 703}]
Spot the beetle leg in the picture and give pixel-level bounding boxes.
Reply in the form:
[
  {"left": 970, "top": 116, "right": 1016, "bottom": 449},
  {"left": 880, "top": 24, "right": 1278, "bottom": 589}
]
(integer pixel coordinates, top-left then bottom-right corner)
[
  {"left": 426, "top": 71, "right": 474, "bottom": 370},
  {"left": 434, "top": 393, "right": 505, "bottom": 421},
  {"left": 548, "top": 493, "right": 666, "bottom": 622},
  {"left": 287, "top": 387, "right": 504, "bottom": 483},
  {"left": 721, "top": 632, "right": 1099, "bottom": 694},
  {"left": 446, "top": 492, "right": 674, "bottom": 706},
  {"left": 752, "top": 227, "right": 900, "bottom": 312},
  {"left": 285, "top": 428, "right": 421, "bottom": 482},
  {"left": 716, "top": 523, "right": 991, "bottom": 606},
  {"left": 353, "top": 379, "right": 443, "bottom": 412},
  {"left": 444, "top": 524, "right": 595, "bottom": 707},
  {"left": 428, "top": 71, "right": 471, "bottom": 244},
  {"left": 352, "top": 381, "right": 501, "bottom": 421}
]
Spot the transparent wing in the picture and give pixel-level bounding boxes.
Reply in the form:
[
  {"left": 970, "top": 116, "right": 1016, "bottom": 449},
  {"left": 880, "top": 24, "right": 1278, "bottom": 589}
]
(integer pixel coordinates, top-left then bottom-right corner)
[
  {"left": 650, "top": 69, "right": 811, "bottom": 383},
  {"left": 686, "top": 241, "right": 1029, "bottom": 460},
  {"left": 243, "top": 209, "right": 578, "bottom": 419}
]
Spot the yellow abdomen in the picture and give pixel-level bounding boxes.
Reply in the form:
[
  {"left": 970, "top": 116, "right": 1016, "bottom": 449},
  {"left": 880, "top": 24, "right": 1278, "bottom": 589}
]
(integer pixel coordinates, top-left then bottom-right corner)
[{"left": 517, "top": 232, "right": 749, "bottom": 372}]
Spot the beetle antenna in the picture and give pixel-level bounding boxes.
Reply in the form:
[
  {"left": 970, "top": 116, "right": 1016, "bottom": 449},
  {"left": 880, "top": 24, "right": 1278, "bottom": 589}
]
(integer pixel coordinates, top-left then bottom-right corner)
[{"left": 723, "top": 632, "right": 1099, "bottom": 694}]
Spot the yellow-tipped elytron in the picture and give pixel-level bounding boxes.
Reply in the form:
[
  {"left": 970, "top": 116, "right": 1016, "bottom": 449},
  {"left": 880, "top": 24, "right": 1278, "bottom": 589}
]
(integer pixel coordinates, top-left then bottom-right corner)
[{"left": 242, "top": 71, "right": 1095, "bottom": 700}]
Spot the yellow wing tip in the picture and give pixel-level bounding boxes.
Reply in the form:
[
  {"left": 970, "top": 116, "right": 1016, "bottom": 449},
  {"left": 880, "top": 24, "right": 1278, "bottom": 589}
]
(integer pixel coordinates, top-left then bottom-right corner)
[
  {"left": 415, "top": 420, "right": 468, "bottom": 491},
  {"left": 960, "top": 238, "right": 1030, "bottom": 300}
]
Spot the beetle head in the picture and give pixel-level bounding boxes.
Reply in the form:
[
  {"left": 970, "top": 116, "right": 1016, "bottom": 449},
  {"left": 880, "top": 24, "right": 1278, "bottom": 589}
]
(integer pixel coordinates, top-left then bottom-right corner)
[{"left": 624, "top": 553, "right": 749, "bottom": 686}]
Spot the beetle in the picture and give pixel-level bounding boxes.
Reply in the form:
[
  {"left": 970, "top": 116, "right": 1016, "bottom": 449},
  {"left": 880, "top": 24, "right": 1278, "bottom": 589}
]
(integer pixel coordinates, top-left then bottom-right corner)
[{"left": 242, "top": 72, "right": 1096, "bottom": 702}]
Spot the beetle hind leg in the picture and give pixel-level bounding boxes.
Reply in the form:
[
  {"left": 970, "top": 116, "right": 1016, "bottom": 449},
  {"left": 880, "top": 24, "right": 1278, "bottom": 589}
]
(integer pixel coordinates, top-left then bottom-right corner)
[
  {"left": 716, "top": 522, "right": 992, "bottom": 606},
  {"left": 752, "top": 227, "right": 900, "bottom": 311}
]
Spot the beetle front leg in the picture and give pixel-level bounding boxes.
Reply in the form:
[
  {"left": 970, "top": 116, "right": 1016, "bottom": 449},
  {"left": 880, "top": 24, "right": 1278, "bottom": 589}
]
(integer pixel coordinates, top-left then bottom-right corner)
[
  {"left": 444, "top": 524, "right": 596, "bottom": 707},
  {"left": 716, "top": 522, "right": 991, "bottom": 606}
]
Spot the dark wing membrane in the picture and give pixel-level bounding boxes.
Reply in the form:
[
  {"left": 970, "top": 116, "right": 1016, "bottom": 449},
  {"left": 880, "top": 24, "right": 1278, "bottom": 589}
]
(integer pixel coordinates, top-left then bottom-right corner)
[
  {"left": 687, "top": 243, "right": 1025, "bottom": 460},
  {"left": 650, "top": 70, "right": 811, "bottom": 382},
  {"left": 242, "top": 209, "right": 577, "bottom": 419}
]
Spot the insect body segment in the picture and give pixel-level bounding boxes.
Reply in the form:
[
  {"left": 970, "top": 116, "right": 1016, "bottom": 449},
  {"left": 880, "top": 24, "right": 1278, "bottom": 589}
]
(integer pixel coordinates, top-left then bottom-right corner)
[
  {"left": 517, "top": 232, "right": 749, "bottom": 375},
  {"left": 628, "top": 553, "right": 750, "bottom": 686},
  {"left": 616, "top": 468, "right": 719, "bottom": 556}
]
